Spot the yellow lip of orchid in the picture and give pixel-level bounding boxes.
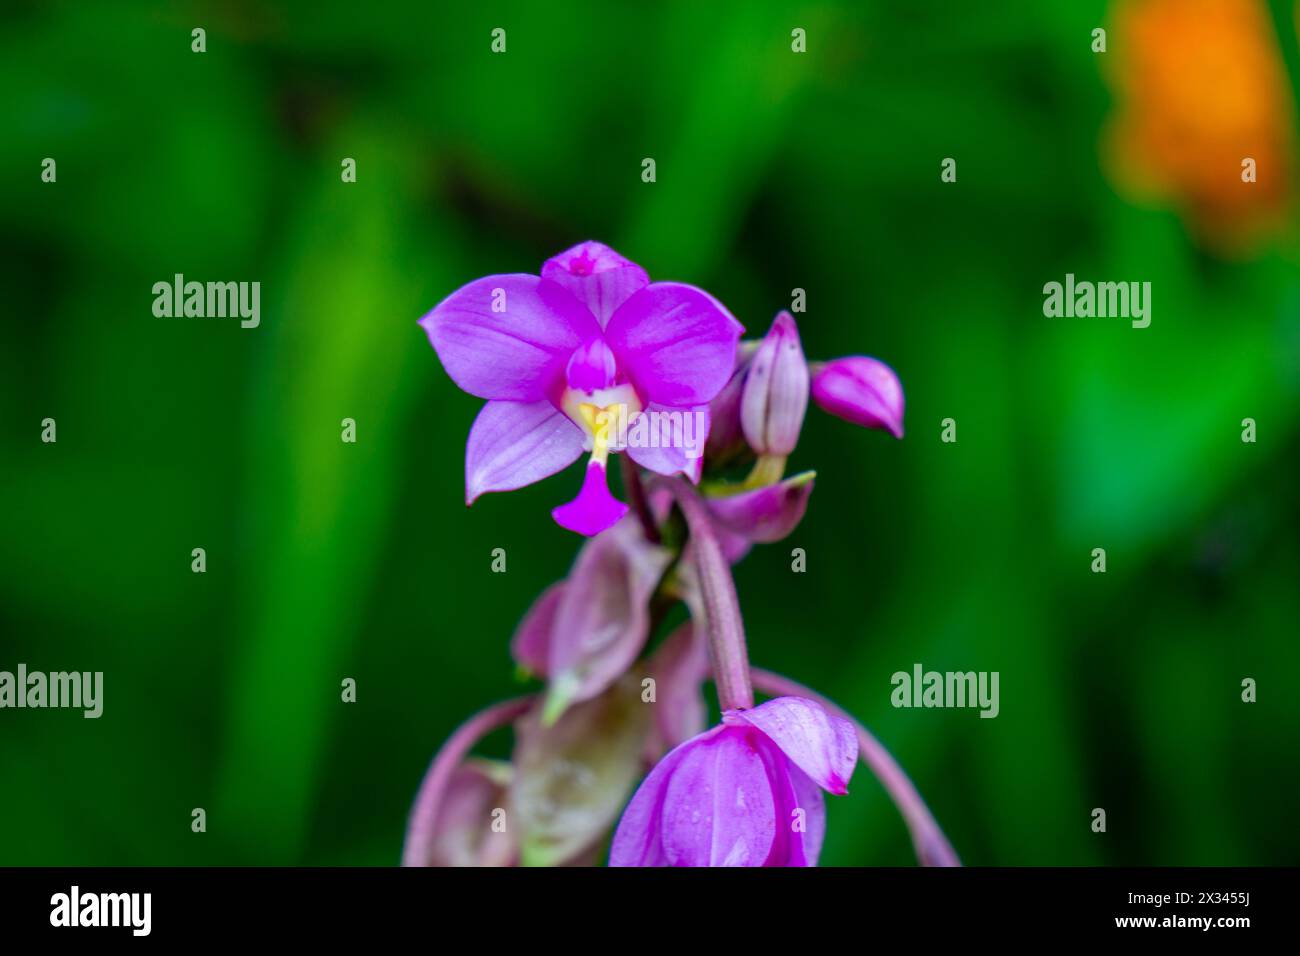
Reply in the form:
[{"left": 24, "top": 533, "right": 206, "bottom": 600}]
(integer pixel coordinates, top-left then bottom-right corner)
[
  {"left": 560, "top": 383, "right": 643, "bottom": 453},
  {"left": 577, "top": 403, "right": 613, "bottom": 466}
]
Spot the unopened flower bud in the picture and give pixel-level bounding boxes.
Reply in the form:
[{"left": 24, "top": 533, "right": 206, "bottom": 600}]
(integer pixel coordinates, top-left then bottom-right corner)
[
  {"left": 740, "top": 311, "right": 809, "bottom": 456},
  {"left": 810, "top": 356, "right": 904, "bottom": 438}
]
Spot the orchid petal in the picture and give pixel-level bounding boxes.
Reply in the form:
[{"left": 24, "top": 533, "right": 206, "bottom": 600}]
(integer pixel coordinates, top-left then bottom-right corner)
[
  {"left": 624, "top": 403, "right": 710, "bottom": 482},
  {"left": 705, "top": 472, "right": 815, "bottom": 544},
  {"left": 608, "top": 734, "right": 698, "bottom": 866},
  {"left": 510, "top": 581, "right": 565, "bottom": 678},
  {"left": 420, "top": 274, "right": 600, "bottom": 401},
  {"left": 756, "top": 752, "right": 825, "bottom": 866},
  {"left": 754, "top": 738, "right": 808, "bottom": 866},
  {"left": 644, "top": 622, "right": 710, "bottom": 757},
  {"left": 550, "top": 461, "right": 629, "bottom": 537},
  {"left": 465, "top": 400, "right": 586, "bottom": 504},
  {"left": 713, "top": 528, "right": 754, "bottom": 564},
  {"left": 542, "top": 241, "right": 650, "bottom": 329},
  {"left": 604, "top": 282, "right": 743, "bottom": 407},
  {"left": 787, "top": 764, "right": 827, "bottom": 865},
  {"left": 660, "top": 728, "right": 777, "bottom": 866},
  {"left": 420, "top": 759, "right": 516, "bottom": 867},
  {"left": 732, "top": 696, "right": 858, "bottom": 795},
  {"left": 705, "top": 342, "right": 756, "bottom": 456}
]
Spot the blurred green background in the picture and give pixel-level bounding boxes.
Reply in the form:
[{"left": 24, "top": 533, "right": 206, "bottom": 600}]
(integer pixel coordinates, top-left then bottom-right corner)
[{"left": 2, "top": 0, "right": 1298, "bottom": 866}]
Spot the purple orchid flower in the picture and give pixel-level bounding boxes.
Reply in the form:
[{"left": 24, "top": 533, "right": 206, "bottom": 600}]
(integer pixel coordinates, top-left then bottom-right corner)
[
  {"left": 609, "top": 695, "right": 857, "bottom": 867},
  {"left": 420, "top": 241, "right": 743, "bottom": 536}
]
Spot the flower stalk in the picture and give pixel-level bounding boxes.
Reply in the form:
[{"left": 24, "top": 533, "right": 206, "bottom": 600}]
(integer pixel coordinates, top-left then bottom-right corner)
[{"left": 664, "top": 478, "right": 754, "bottom": 712}]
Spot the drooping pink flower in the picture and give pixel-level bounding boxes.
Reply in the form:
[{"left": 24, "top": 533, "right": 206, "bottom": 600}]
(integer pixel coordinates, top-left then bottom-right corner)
[
  {"left": 609, "top": 696, "right": 857, "bottom": 866},
  {"left": 811, "top": 356, "right": 905, "bottom": 438},
  {"left": 420, "top": 241, "right": 743, "bottom": 536}
]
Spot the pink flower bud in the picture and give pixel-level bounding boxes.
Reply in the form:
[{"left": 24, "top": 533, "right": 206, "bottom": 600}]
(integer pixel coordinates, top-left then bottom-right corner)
[
  {"left": 810, "top": 356, "right": 904, "bottom": 438},
  {"left": 740, "top": 312, "right": 809, "bottom": 456}
]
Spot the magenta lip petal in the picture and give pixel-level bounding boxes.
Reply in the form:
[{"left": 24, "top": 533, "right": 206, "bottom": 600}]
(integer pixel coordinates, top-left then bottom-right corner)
[
  {"left": 810, "top": 356, "right": 905, "bottom": 439},
  {"left": 603, "top": 282, "right": 744, "bottom": 408},
  {"left": 465, "top": 400, "right": 587, "bottom": 504},
  {"left": 551, "top": 461, "right": 630, "bottom": 536},
  {"left": 732, "top": 696, "right": 858, "bottom": 796},
  {"left": 420, "top": 274, "right": 601, "bottom": 401}
]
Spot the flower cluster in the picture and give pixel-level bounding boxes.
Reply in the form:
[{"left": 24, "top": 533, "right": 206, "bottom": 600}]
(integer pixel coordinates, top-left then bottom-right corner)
[{"left": 404, "top": 242, "right": 954, "bottom": 867}]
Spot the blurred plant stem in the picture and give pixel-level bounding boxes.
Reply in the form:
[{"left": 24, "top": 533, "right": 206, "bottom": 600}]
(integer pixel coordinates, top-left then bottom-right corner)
[
  {"left": 620, "top": 455, "right": 661, "bottom": 543},
  {"left": 665, "top": 478, "right": 754, "bottom": 712}
]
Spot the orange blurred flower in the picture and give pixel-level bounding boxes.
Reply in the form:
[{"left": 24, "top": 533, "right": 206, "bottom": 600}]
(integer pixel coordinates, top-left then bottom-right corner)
[{"left": 1102, "top": 0, "right": 1298, "bottom": 254}]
